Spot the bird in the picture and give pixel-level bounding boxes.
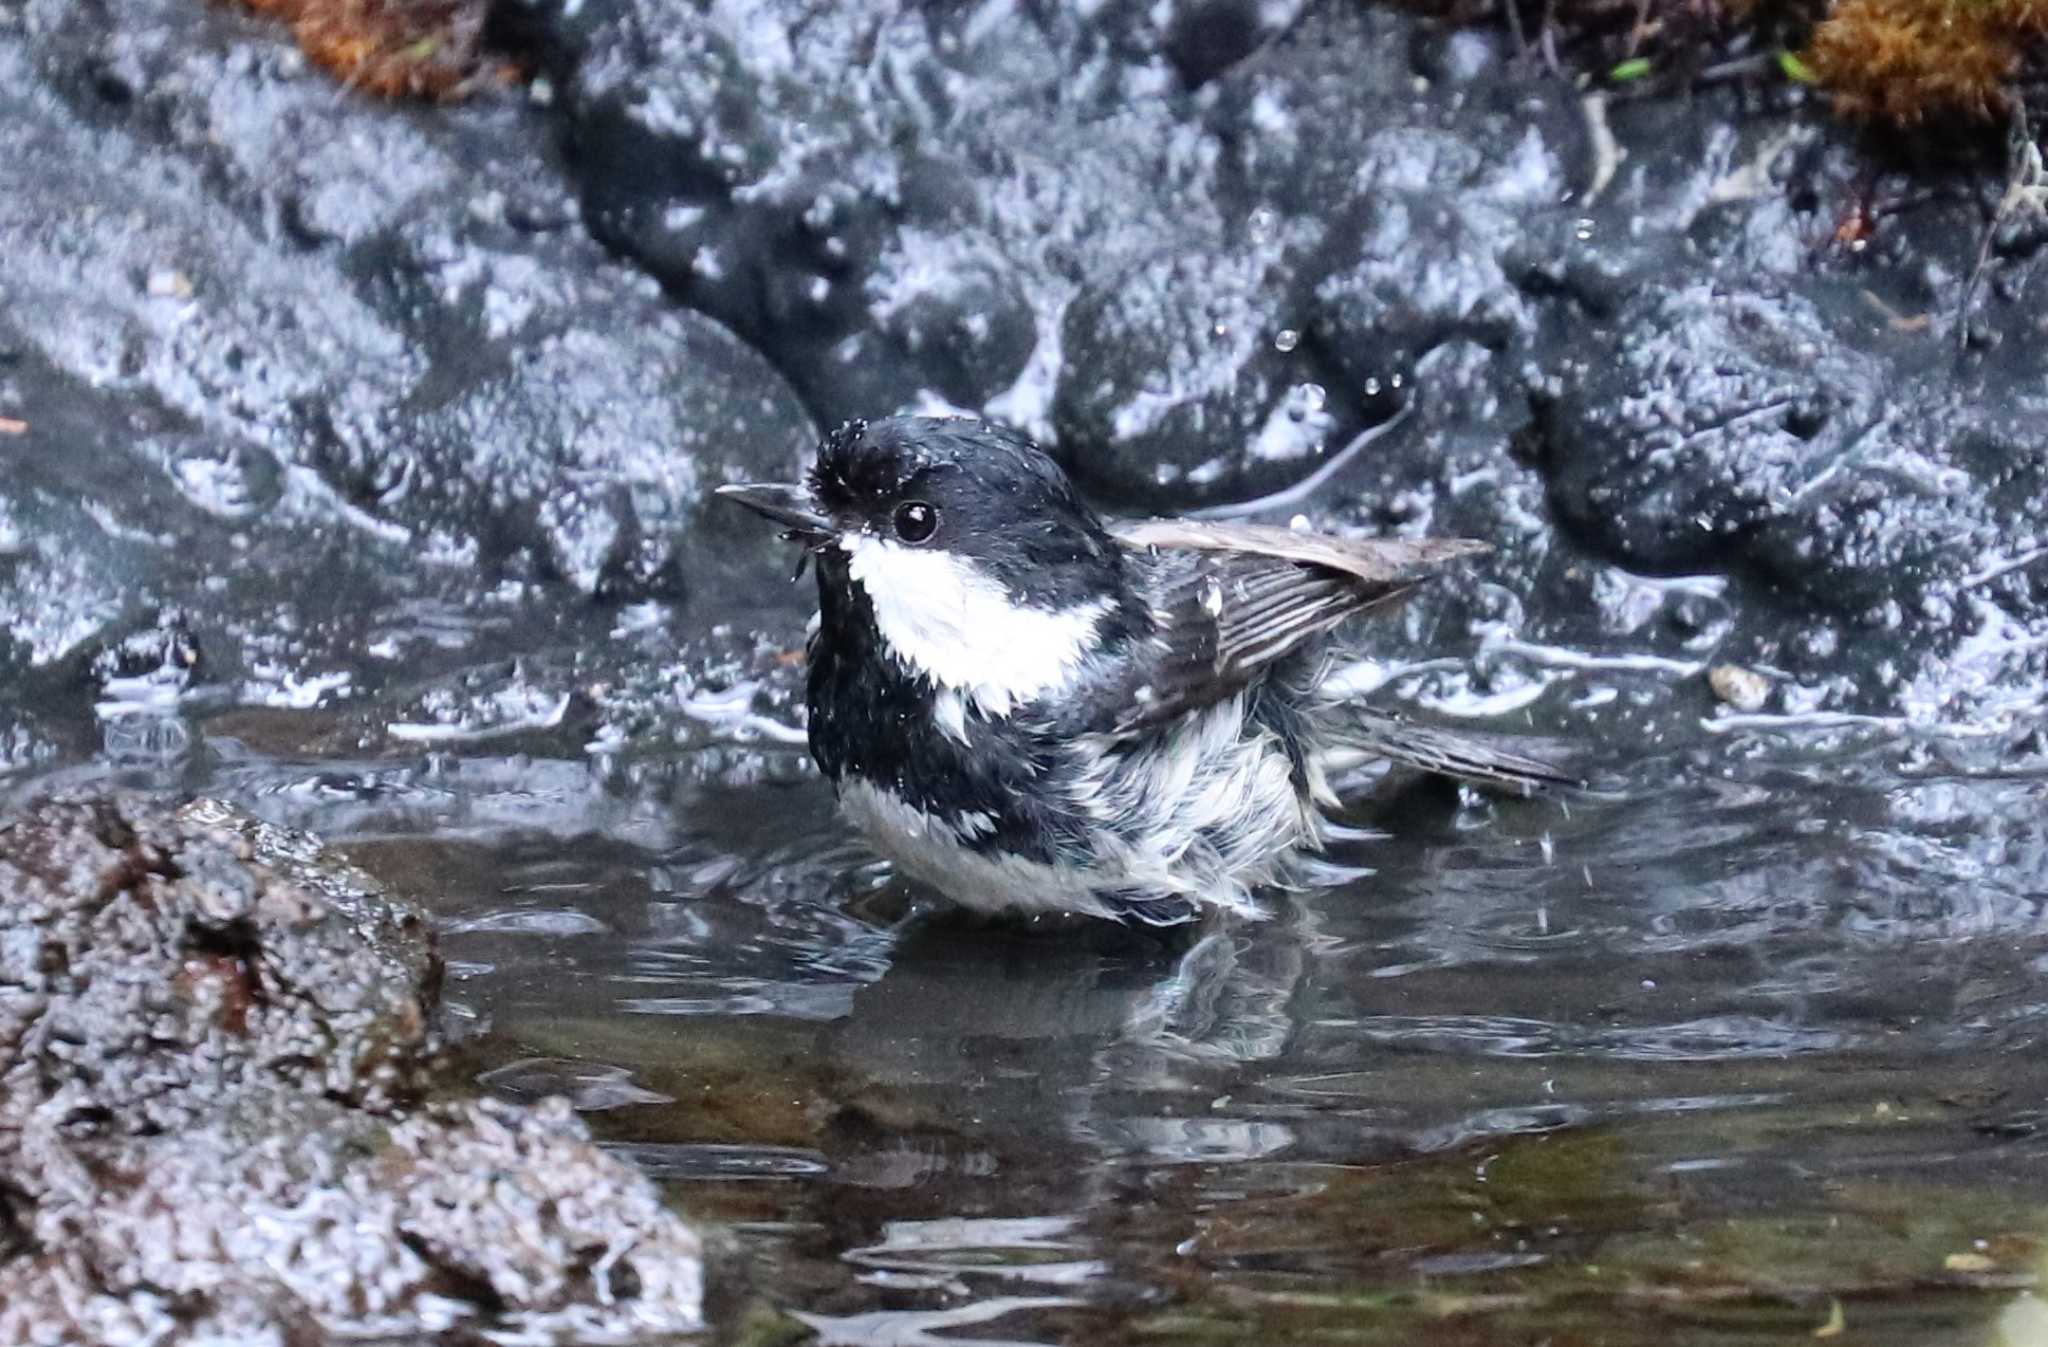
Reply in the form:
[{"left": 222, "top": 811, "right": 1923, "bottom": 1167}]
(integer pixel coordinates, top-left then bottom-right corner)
[{"left": 718, "top": 416, "right": 1569, "bottom": 926}]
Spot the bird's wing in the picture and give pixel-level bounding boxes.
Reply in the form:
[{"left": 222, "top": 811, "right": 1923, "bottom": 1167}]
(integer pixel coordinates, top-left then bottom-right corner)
[{"left": 1101, "top": 519, "right": 1486, "bottom": 733}]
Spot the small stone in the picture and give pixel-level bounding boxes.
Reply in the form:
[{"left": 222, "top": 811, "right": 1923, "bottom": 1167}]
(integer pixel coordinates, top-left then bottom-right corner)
[
  {"left": 145, "top": 267, "right": 194, "bottom": 299},
  {"left": 1708, "top": 664, "right": 1770, "bottom": 712}
]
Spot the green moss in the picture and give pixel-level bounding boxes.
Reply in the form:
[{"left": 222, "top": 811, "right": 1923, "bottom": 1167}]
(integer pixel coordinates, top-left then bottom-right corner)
[{"left": 726, "top": 1299, "right": 816, "bottom": 1347}]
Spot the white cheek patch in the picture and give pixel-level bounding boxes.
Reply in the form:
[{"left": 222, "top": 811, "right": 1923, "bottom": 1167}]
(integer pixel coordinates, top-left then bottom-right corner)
[{"left": 841, "top": 532, "right": 1111, "bottom": 718}]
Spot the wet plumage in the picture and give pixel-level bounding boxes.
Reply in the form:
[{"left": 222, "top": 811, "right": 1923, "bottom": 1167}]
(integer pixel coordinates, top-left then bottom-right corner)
[{"left": 720, "top": 416, "right": 1566, "bottom": 924}]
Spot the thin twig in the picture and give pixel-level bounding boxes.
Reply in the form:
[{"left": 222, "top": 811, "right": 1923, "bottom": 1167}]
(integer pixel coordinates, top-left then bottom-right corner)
[
  {"left": 1694, "top": 52, "right": 1776, "bottom": 85},
  {"left": 1503, "top": 0, "right": 1529, "bottom": 60},
  {"left": 1958, "top": 102, "right": 2047, "bottom": 351},
  {"left": 1539, "top": 0, "right": 1563, "bottom": 78}
]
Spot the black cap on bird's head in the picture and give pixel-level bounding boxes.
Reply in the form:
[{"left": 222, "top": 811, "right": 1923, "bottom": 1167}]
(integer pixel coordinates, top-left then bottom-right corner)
[{"left": 719, "top": 416, "right": 1127, "bottom": 610}]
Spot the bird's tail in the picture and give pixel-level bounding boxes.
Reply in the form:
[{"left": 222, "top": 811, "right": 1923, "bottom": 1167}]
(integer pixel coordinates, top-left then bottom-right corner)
[{"left": 1323, "top": 707, "right": 1579, "bottom": 794}]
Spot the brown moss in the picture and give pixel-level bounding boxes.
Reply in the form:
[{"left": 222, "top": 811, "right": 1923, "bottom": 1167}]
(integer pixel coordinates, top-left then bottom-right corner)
[
  {"left": 1802, "top": 0, "right": 2045, "bottom": 122},
  {"left": 1410, "top": 0, "right": 2048, "bottom": 132},
  {"left": 238, "top": 0, "right": 522, "bottom": 100}
]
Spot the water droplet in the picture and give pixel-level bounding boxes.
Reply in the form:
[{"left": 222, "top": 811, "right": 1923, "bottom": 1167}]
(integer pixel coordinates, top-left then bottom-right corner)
[{"left": 1274, "top": 328, "right": 1300, "bottom": 353}]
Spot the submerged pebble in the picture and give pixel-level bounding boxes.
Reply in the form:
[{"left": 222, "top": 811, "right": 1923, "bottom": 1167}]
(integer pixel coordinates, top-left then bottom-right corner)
[{"left": 1709, "top": 663, "right": 1772, "bottom": 712}]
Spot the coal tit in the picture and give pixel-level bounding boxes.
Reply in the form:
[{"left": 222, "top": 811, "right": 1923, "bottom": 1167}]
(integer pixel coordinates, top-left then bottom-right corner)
[{"left": 719, "top": 416, "right": 1567, "bottom": 926}]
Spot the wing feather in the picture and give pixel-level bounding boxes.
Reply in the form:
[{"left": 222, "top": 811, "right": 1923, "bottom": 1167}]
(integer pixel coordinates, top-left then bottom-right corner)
[
  {"left": 1114, "top": 519, "right": 1487, "bottom": 583},
  {"left": 1101, "top": 519, "right": 1487, "bottom": 732}
]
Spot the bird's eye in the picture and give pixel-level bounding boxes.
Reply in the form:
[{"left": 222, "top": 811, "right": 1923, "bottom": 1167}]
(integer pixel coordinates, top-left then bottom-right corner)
[{"left": 892, "top": 500, "right": 938, "bottom": 544}]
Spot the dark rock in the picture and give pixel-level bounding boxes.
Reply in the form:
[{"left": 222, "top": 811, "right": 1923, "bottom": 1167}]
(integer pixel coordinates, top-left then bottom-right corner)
[
  {"left": 871, "top": 245, "right": 1040, "bottom": 414},
  {"left": 0, "top": 0, "right": 814, "bottom": 751},
  {"left": 1537, "top": 278, "right": 1889, "bottom": 577},
  {"left": 1054, "top": 240, "right": 1348, "bottom": 510},
  {"left": 1309, "top": 189, "right": 1534, "bottom": 395},
  {"left": 526, "top": 0, "right": 1375, "bottom": 484},
  {"left": 542, "top": 0, "right": 947, "bottom": 420},
  {"left": 1530, "top": 270, "right": 2048, "bottom": 711},
  {"left": 1162, "top": 0, "right": 1307, "bottom": 88},
  {"left": 520, "top": 0, "right": 1604, "bottom": 518},
  {"left": 5, "top": 0, "right": 2048, "bottom": 749}
]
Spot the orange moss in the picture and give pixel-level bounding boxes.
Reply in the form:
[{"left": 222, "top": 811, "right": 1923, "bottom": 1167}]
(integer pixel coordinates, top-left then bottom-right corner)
[
  {"left": 239, "top": 0, "right": 521, "bottom": 99},
  {"left": 1803, "top": 0, "right": 2048, "bottom": 121}
]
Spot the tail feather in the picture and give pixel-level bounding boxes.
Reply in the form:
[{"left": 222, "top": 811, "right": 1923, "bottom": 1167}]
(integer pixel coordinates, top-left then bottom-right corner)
[{"left": 1326, "top": 708, "right": 1580, "bottom": 794}]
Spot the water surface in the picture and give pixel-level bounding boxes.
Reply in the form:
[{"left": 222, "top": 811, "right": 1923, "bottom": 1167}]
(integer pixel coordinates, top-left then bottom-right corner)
[{"left": 17, "top": 712, "right": 2048, "bottom": 1346}]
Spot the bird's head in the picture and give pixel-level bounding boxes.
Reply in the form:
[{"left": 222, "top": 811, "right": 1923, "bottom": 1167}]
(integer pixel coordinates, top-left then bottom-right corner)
[{"left": 719, "top": 416, "right": 1135, "bottom": 713}]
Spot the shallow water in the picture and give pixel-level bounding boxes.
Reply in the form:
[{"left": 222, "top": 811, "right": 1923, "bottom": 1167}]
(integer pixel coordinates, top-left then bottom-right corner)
[{"left": 20, "top": 706, "right": 2048, "bottom": 1346}]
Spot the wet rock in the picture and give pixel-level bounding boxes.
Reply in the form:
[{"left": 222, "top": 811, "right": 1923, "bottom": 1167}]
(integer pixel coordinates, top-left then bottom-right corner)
[
  {"left": 1054, "top": 240, "right": 1351, "bottom": 510},
  {"left": 0, "top": 794, "right": 705, "bottom": 1342},
  {"left": 870, "top": 241, "right": 1040, "bottom": 415},
  {"left": 0, "top": 0, "right": 814, "bottom": 741},
  {"left": 524, "top": 0, "right": 1595, "bottom": 516},
  {"left": 1532, "top": 272, "right": 2048, "bottom": 714},
  {"left": 2, "top": 1094, "right": 704, "bottom": 1345},
  {"left": 1160, "top": 0, "right": 1308, "bottom": 88},
  {"left": 1308, "top": 187, "right": 1534, "bottom": 397},
  {"left": 0, "top": 793, "right": 435, "bottom": 1138},
  {"left": 1537, "top": 278, "right": 1890, "bottom": 576},
  {"left": 537, "top": 0, "right": 951, "bottom": 420},
  {"left": 527, "top": 2, "right": 1330, "bottom": 465},
  {"left": 5, "top": 0, "right": 2048, "bottom": 753}
]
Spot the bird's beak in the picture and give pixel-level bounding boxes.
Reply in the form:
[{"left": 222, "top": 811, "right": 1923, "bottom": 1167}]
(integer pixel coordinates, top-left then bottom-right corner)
[{"left": 715, "top": 482, "right": 833, "bottom": 540}]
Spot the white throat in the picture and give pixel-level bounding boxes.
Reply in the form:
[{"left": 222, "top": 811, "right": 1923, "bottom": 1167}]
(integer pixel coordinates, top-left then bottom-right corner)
[{"left": 840, "top": 532, "right": 1110, "bottom": 718}]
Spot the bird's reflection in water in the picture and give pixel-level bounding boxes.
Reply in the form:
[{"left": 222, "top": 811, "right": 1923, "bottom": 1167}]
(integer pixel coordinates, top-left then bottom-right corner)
[
  {"left": 820, "top": 894, "right": 1320, "bottom": 1175},
  {"left": 795, "top": 777, "right": 1494, "bottom": 1187}
]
